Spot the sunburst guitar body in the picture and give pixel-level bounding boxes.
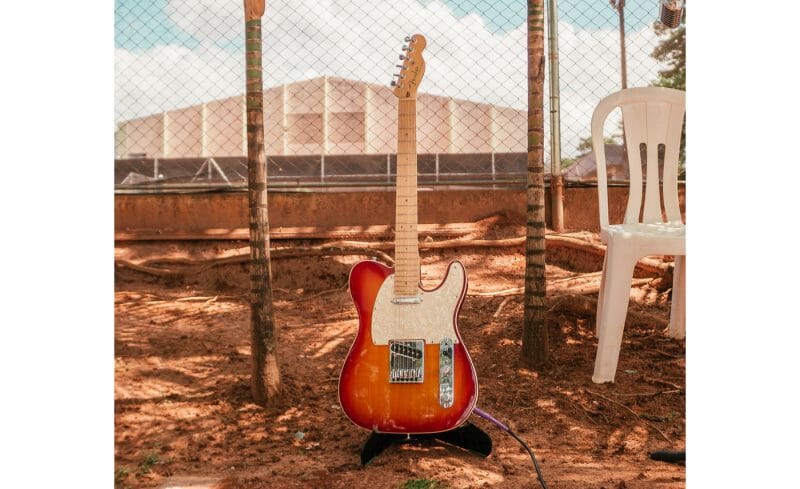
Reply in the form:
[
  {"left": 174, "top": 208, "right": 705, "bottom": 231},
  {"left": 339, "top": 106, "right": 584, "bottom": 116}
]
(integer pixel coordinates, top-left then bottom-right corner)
[{"left": 338, "top": 34, "right": 479, "bottom": 434}]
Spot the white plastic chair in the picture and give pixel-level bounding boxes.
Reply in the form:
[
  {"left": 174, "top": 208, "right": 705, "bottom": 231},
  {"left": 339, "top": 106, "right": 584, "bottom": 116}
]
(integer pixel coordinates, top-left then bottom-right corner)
[{"left": 591, "top": 87, "right": 686, "bottom": 384}]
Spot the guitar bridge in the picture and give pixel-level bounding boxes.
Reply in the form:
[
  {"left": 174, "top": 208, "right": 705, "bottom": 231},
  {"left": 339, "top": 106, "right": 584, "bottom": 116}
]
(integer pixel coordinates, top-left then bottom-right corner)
[{"left": 388, "top": 339, "right": 424, "bottom": 383}]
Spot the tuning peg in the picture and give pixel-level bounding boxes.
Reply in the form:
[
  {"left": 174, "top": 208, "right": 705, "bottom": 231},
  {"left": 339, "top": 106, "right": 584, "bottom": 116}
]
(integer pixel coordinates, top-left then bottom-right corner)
[
  {"left": 404, "top": 36, "right": 411, "bottom": 42},
  {"left": 390, "top": 80, "right": 397, "bottom": 87},
  {"left": 401, "top": 45, "right": 409, "bottom": 51},
  {"left": 395, "top": 64, "right": 404, "bottom": 69},
  {"left": 399, "top": 54, "right": 405, "bottom": 60}
]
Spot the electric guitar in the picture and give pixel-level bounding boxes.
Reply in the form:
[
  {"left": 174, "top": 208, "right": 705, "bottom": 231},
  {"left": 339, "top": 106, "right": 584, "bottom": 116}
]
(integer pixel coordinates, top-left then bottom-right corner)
[{"left": 338, "top": 34, "right": 479, "bottom": 434}]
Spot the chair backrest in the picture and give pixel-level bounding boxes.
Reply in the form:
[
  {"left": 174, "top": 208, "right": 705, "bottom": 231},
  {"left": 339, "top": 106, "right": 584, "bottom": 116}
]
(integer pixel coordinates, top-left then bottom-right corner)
[{"left": 591, "top": 87, "right": 685, "bottom": 227}]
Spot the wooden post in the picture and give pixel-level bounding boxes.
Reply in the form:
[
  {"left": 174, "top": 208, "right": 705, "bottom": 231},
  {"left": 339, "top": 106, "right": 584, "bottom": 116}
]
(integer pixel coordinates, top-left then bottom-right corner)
[
  {"left": 244, "top": 0, "right": 281, "bottom": 406},
  {"left": 521, "top": 0, "right": 549, "bottom": 368}
]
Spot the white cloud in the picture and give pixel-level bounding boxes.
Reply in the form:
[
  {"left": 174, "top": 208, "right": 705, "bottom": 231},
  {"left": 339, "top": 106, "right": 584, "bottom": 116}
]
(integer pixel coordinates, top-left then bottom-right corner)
[{"left": 115, "top": 0, "right": 667, "bottom": 159}]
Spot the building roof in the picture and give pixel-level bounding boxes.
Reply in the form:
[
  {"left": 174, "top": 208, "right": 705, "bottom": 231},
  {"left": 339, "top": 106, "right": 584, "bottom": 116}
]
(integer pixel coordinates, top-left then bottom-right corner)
[{"left": 563, "top": 144, "right": 629, "bottom": 181}]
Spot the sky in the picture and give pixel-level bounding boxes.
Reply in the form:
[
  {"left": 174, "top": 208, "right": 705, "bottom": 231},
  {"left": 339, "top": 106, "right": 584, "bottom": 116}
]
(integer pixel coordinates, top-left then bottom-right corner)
[{"left": 114, "top": 0, "right": 669, "bottom": 158}]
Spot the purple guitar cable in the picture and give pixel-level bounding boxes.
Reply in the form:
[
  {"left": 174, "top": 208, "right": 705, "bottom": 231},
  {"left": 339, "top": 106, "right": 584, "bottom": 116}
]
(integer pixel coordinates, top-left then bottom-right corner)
[{"left": 473, "top": 407, "right": 549, "bottom": 489}]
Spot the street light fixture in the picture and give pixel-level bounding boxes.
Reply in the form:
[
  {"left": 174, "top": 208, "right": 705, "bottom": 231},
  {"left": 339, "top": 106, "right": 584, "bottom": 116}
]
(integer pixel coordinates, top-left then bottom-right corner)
[{"left": 659, "top": 0, "right": 684, "bottom": 29}]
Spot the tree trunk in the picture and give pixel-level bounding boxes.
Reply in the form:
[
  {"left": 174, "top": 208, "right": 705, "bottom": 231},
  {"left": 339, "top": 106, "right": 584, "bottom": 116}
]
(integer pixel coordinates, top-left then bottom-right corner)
[
  {"left": 244, "top": 0, "right": 281, "bottom": 406},
  {"left": 521, "top": 0, "right": 549, "bottom": 368}
]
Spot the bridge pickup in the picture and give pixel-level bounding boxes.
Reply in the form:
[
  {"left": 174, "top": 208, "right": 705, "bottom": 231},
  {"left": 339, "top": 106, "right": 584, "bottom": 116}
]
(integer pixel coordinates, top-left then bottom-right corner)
[{"left": 389, "top": 339, "right": 424, "bottom": 383}]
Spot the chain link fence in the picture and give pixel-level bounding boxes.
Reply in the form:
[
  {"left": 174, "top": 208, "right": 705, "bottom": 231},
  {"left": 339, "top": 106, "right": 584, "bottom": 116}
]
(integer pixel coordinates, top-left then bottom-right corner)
[{"left": 115, "top": 0, "right": 682, "bottom": 191}]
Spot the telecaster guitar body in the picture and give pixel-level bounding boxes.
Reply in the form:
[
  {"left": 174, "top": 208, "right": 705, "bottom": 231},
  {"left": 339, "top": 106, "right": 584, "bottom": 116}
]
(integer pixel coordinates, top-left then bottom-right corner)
[
  {"left": 338, "top": 259, "right": 478, "bottom": 433},
  {"left": 338, "top": 33, "right": 478, "bottom": 434}
]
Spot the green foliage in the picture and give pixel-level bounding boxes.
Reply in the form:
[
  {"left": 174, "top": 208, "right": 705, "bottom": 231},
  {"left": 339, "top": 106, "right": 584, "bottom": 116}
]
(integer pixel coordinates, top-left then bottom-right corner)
[
  {"left": 651, "top": 25, "right": 685, "bottom": 91},
  {"left": 559, "top": 157, "right": 576, "bottom": 170},
  {"left": 114, "top": 467, "right": 130, "bottom": 488},
  {"left": 651, "top": 23, "right": 686, "bottom": 178},
  {"left": 136, "top": 452, "right": 160, "bottom": 476},
  {"left": 401, "top": 479, "right": 447, "bottom": 489},
  {"left": 575, "top": 135, "right": 619, "bottom": 155}
]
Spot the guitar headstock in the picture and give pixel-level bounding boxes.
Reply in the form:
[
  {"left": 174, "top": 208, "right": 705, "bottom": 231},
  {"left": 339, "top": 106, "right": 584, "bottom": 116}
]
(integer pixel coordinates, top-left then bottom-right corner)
[{"left": 391, "top": 34, "right": 427, "bottom": 99}]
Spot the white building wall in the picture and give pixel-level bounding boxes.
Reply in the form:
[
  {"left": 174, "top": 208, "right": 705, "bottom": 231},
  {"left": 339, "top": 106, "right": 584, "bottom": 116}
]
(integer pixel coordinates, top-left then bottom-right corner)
[
  {"left": 263, "top": 86, "right": 285, "bottom": 156},
  {"left": 417, "top": 93, "right": 450, "bottom": 154},
  {"left": 205, "top": 96, "right": 246, "bottom": 157},
  {"left": 365, "top": 83, "right": 397, "bottom": 154},
  {"left": 493, "top": 106, "right": 527, "bottom": 153},
  {"left": 328, "top": 78, "right": 366, "bottom": 154},
  {"left": 115, "top": 76, "right": 526, "bottom": 159},
  {"left": 165, "top": 105, "right": 202, "bottom": 158},
  {"left": 450, "top": 100, "right": 493, "bottom": 153},
  {"left": 285, "top": 77, "right": 325, "bottom": 155},
  {"left": 117, "top": 114, "right": 164, "bottom": 158}
]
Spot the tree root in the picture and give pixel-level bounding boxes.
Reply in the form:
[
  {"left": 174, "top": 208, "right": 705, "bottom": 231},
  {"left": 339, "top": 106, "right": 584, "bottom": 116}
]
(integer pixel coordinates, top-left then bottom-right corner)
[
  {"left": 116, "top": 234, "right": 669, "bottom": 279},
  {"left": 586, "top": 389, "right": 671, "bottom": 442},
  {"left": 116, "top": 245, "right": 394, "bottom": 276}
]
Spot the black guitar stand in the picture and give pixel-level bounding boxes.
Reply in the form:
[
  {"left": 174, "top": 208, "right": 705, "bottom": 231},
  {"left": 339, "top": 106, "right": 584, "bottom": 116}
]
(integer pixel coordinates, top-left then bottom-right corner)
[{"left": 360, "top": 422, "right": 492, "bottom": 466}]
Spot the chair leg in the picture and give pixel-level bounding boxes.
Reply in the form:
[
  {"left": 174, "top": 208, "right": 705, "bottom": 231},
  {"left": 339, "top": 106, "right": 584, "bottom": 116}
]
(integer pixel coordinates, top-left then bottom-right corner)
[
  {"left": 596, "top": 251, "right": 609, "bottom": 338},
  {"left": 667, "top": 255, "right": 686, "bottom": 339},
  {"left": 592, "top": 249, "right": 637, "bottom": 384}
]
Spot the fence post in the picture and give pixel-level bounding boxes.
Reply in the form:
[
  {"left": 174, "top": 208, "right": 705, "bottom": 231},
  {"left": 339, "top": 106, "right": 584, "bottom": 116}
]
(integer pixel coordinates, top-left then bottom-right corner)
[
  {"left": 547, "top": 0, "right": 564, "bottom": 232},
  {"left": 321, "top": 75, "right": 329, "bottom": 183}
]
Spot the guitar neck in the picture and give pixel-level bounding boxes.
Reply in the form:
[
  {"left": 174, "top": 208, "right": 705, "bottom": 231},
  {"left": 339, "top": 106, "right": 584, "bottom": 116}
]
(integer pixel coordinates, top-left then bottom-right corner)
[{"left": 394, "top": 97, "right": 419, "bottom": 297}]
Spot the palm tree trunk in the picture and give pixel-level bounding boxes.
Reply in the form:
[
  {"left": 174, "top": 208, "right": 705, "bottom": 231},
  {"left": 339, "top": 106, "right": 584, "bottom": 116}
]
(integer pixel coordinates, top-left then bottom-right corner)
[
  {"left": 521, "top": 0, "right": 549, "bottom": 368},
  {"left": 244, "top": 0, "right": 281, "bottom": 405}
]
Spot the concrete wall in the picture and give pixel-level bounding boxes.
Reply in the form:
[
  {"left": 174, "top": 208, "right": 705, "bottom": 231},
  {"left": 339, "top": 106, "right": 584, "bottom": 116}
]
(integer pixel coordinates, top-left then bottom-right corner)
[{"left": 115, "top": 184, "right": 686, "bottom": 239}]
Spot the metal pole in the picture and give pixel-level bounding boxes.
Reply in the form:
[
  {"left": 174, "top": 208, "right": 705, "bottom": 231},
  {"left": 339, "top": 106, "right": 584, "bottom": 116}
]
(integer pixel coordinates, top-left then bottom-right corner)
[
  {"left": 322, "top": 76, "right": 329, "bottom": 183},
  {"left": 547, "top": 0, "right": 564, "bottom": 232},
  {"left": 614, "top": 0, "right": 629, "bottom": 184},
  {"left": 617, "top": 0, "right": 628, "bottom": 89}
]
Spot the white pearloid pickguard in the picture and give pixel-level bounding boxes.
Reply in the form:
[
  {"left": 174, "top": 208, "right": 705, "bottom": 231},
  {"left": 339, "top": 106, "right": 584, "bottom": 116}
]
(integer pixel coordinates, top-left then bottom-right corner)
[{"left": 371, "top": 261, "right": 466, "bottom": 345}]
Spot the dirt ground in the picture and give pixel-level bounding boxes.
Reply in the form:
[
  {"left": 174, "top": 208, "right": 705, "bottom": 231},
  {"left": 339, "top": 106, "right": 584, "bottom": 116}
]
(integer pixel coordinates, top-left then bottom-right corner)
[{"left": 115, "top": 217, "right": 685, "bottom": 489}]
